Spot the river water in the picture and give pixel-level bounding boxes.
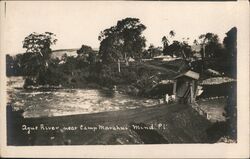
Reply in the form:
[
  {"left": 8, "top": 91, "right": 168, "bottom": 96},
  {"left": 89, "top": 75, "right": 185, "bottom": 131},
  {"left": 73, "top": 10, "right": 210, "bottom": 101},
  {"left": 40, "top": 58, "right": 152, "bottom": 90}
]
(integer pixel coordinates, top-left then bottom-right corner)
[{"left": 7, "top": 77, "right": 159, "bottom": 118}]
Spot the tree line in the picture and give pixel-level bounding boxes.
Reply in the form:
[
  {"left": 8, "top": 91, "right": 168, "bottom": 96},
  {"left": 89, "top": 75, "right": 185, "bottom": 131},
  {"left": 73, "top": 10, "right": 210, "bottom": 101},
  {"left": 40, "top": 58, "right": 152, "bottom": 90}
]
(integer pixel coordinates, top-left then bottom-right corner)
[{"left": 6, "top": 17, "right": 237, "bottom": 86}]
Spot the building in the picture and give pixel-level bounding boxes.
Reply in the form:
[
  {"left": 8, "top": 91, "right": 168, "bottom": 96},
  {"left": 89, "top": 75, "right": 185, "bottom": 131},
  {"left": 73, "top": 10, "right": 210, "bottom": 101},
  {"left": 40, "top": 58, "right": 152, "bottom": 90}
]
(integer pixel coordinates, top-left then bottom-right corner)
[
  {"left": 153, "top": 55, "right": 180, "bottom": 61},
  {"left": 172, "top": 70, "right": 200, "bottom": 104}
]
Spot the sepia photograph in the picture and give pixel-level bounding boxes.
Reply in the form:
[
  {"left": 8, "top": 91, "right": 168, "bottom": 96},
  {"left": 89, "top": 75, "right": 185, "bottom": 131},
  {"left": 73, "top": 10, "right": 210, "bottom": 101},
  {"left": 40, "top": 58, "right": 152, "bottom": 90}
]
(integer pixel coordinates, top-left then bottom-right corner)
[{"left": 0, "top": 1, "right": 249, "bottom": 158}]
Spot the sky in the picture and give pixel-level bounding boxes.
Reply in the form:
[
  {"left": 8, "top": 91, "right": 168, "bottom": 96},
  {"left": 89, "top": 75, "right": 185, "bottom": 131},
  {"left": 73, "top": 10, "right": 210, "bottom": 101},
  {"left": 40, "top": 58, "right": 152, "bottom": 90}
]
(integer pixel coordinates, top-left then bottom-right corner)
[{"left": 1, "top": 1, "right": 239, "bottom": 54}]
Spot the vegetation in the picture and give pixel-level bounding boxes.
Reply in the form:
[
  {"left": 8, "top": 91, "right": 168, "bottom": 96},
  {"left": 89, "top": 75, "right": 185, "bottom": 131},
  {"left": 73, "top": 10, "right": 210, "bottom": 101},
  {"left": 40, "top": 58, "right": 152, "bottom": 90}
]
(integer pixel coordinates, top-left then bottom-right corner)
[
  {"left": 6, "top": 17, "right": 238, "bottom": 143},
  {"left": 6, "top": 19, "right": 237, "bottom": 83},
  {"left": 98, "top": 18, "right": 146, "bottom": 65},
  {"left": 6, "top": 18, "right": 237, "bottom": 90},
  {"left": 18, "top": 32, "right": 58, "bottom": 87},
  {"left": 223, "top": 27, "right": 237, "bottom": 78},
  {"left": 142, "top": 44, "right": 162, "bottom": 59},
  {"left": 77, "top": 45, "right": 98, "bottom": 64}
]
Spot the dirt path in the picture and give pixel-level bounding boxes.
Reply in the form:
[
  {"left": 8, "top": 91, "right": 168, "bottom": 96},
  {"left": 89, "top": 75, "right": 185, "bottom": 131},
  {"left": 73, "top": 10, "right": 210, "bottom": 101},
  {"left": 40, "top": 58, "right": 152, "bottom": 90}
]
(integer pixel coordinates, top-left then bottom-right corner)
[{"left": 7, "top": 103, "right": 211, "bottom": 145}]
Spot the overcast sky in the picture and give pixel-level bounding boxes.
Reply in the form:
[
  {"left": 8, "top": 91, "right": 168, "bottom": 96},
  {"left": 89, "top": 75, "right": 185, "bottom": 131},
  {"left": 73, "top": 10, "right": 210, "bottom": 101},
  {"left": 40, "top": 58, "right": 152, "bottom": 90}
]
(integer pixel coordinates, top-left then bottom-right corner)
[{"left": 1, "top": 1, "right": 239, "bottom": 54}]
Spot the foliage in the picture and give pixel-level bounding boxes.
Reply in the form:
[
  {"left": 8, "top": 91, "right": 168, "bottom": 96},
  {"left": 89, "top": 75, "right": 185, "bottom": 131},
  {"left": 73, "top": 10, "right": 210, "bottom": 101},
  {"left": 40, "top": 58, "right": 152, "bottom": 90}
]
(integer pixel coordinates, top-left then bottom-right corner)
[
  {"left": 98, "top": 64, "right": 120, "bottom": 86},
  {"left": 193, "top": 28, "right": 237, "bottom": 78},
  {"left": 162, "top": 31, "right": 193, "bottom": 59},
  {"left": 20, "top": 52, "right": 45, "bottom": 77},
  {"left": 198, "top": 33, "right": 224, "bottom": 59},
  {"left": 6, "top": 54, "right": 23, "bottom": 76},
  {"left": 142, "top": 44, "right": 162, "bottom": 59},
  {"left": 169, "top": 30, "right": 176, "bottom": 37},
  {"left": 99, "top": 35, "right": 123, "bottom": 63},
  {"left": 223, "top": 27, "right": 237, "bottom": 78},
  {"left": 61, "top": 55, "right": 78, "bottom": 73},
  {"left": 223, "top": 27, "right": 237, "bottom": 58},
  {"left": 162, "top": 36, "right": 169, "bottom": 55},
  {"left": 162, "top": 30, "right": 175, "bottom": 56},
  {"left": 7, "top": 25, "right": 237, "bottom": 102},
  {"left": 23, "top": 32, "right": 57, "bottom": 53},
  {"left": 21, "top": 32, "right": 57, "bottom": 80},
  {"left": 98, "top": 17, "right": 146, "bottom": 64},
  {"left": 77, "top": 45, "right": 98, "bottom": 64},
  {"left": 163, "top": 40, "right": 193, "bottom": 59}
]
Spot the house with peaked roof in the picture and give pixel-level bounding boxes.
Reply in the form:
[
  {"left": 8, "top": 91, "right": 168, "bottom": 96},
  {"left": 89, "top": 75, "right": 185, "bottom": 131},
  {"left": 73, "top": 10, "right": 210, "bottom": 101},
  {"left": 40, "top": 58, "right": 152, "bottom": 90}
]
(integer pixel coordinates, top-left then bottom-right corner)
[{"left": 172, "top": 70, "right": 200, "bottom": 104}]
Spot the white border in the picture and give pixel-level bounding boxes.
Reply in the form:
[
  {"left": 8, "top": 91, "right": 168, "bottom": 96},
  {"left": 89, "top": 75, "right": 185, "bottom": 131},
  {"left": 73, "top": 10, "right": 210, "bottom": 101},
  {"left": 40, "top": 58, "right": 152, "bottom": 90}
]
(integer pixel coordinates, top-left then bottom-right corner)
[{"left": 0, "top": 1, "right": 249, "bottom": 158}]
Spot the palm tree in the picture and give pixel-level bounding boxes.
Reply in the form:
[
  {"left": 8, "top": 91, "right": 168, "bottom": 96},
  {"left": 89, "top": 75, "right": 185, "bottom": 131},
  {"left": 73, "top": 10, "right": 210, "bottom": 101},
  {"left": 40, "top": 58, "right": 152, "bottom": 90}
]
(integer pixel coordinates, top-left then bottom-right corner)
[
  {"left": 169, "top": 30, "right": 176, "bottom": 38},
  {"left": 193, "top": 39, "right": 198, "bottom": 45},
  {"left": 162, "top": 36, "right": 169, "bottom": 48},
  {"left": 162, "top": 36, "right": 169, "bottom": 55}
]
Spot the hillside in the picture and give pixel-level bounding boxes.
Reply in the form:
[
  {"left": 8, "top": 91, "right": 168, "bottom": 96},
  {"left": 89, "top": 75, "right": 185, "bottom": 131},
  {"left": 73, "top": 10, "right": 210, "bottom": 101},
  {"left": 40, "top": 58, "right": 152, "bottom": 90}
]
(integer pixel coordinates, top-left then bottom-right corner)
[
  {"left": 51, "top": 47, "right": 99, "bottom": 59},
  {"left": 51, "top": 48, "right": 79, "bottom": 59}
]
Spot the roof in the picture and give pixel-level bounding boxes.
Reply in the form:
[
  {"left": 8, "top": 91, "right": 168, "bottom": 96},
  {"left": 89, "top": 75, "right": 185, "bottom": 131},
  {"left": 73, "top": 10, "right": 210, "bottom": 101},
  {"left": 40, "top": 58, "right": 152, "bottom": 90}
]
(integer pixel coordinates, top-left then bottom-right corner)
[
  {"left": 174, "top": 70, "right": 200, "bottom": 80},
  {"left": 153, "top": 55, "right": 172, "bottom": 59}
]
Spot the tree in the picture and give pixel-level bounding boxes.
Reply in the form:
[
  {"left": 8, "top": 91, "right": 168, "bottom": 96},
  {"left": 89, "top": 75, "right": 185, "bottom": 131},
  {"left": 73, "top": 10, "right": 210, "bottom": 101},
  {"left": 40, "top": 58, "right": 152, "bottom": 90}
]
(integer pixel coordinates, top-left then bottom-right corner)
[
  {"left": 198, "top": 33, "right": 222, "bottom": 59},
  {"left": 162, "top": 30, "right": 176, "bottom": 56},
  {"left": 147, "top": 44, "right": 162, "bottom": 58},
  {"left": 169, "top": 30, "right": 176, "bottom": 38},
  {"left": 162, "top": 36, "right": 169, "bottom": 56},
  {"left": 223, "top": 27, "right": 237, "bottom": 59},
  {"left": 77, "top": 44, "right": 97, "bottom": 64},
  {"left": 181, "top": 41, "right": 193, "bottom": 59},
  {"left": 6, "top": 54, "right": 15, "bottom": 76},
  {"left": 164, "top": 31, "right": 193, "bottom": 59},
  {"left": 163, "top": 40, "right": 193, "bottom": 59},
  {"left": 21, "top": 32, "right": 57, "bottom": 84},
  {"left": 223, "top": 27, "right": 237, "bottom": 78},
  {"left": 197, "top": 33, "right": 224, "bottom": 74},
  {"left": 77, "top": 45, "right": 93, "bottom": 56},
  {"left": 98, "top": 17, "right": 146, "bottom": 65},
  {"left": 23, "top": 32, "right": 57, "bottom": 58}
]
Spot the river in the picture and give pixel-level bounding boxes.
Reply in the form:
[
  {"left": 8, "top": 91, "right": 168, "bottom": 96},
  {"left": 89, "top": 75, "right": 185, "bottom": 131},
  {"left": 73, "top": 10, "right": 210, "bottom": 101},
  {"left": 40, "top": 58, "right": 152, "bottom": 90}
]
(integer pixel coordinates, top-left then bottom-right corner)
[{"left": 7, "top": 77, "right": 159, "bottom": 118}]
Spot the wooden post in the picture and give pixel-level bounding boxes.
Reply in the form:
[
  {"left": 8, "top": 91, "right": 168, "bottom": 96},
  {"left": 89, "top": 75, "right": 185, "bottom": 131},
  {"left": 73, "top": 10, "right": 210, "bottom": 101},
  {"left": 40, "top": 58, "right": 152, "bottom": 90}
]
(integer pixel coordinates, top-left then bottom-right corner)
[
  {"left": 190, "top": 82, "right": 194, "bottom": 103},
  {"left": 173, "top": 80, "right": 177, "bottom": 96},
  {"left": 202, "top": 44, "right": 205, "bottom": 74},
  {"left": 190, "top": 80, "right": 198, "bottom": 103},
  {"left": 195, "top": 84, "right": 200, "bottom": 99},
  {"left": 118, "top": 59, "right": 120, "bottom": 73},
  {"left": 173, "top": 80, "right": 177, "bottom": 102},
  {"left": 193, "top": 80, "right": 197, "bottom": 100}
]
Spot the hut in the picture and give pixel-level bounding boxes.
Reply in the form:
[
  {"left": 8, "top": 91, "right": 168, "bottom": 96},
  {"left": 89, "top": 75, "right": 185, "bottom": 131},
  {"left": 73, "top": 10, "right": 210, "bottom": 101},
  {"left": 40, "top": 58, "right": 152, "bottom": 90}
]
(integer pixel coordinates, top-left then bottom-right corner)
[{"left": 173, "top": 70, "right": 200, "bottom": 104}]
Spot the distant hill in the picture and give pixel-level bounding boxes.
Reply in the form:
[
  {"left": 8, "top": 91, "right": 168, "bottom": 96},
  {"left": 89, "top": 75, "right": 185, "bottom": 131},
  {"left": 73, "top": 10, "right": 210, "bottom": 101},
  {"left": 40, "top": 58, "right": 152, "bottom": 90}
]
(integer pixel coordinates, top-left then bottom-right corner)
[
  {"left": 51, "top": 48, "right": 79, "bottom": 59},
  {"left": 51, "top": 47, "right": 99, "bottom": 59}
]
